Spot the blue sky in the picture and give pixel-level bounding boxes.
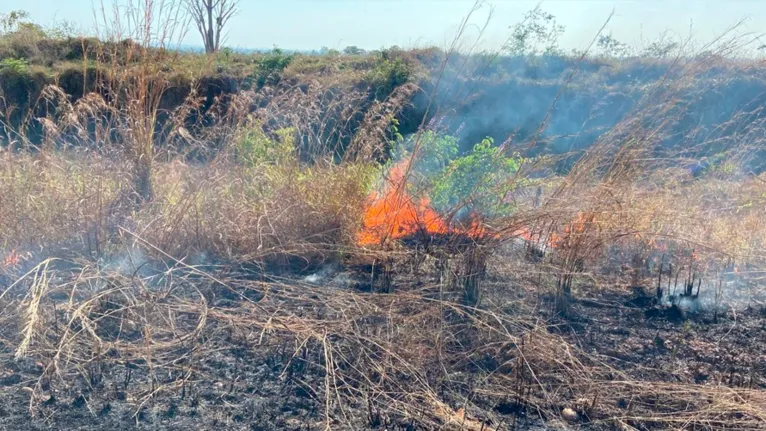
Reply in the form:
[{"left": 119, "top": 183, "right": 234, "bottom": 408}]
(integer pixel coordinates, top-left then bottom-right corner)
[{"left": 5, "top": 1, "right": 766, "bottom": 52}]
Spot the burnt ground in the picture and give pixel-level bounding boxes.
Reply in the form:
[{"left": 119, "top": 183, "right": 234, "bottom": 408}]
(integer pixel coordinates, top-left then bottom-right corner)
[
  {"left": 0, "top": 258, "right": 764, "bottom": 431},
  {"left": 563, "top": 288, "right": 766, "bottom": 394}
]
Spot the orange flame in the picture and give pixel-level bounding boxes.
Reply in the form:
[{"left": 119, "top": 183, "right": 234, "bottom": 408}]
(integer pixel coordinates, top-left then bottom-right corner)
[
  {"left": 357, "top": 161, "right": 503, "bottom": 246},
  {"left": 358, "top": 164, "right": 605, "bottom": 249},
  {"left": 512, "top": 226, "right": 560, "bottom": 251},
  {"left": 357, "top": 162, "right": 448, "bottom": 246},
  {"left": 512, "top": 212, "right": 599, "bottom": 252}
]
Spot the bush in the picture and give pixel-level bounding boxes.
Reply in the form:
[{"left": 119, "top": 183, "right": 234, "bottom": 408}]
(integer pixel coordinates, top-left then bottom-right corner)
[
  {"left": 366, "top": 56, "right": 411, "bottom": 100},
  {"left": 0, "top": 57, "right": 29, "bottom": 73},
  {"left": 430, "top": 137, "right": 525, "bottom": 217},
  {"left": 396, "top": 131, "right": 527, "bottom": 218},
  {"left": 130, "top": 143, "right": 377, "bottom": 265},
  {"left": 396, "top": 130, "right": 458, "bottom": 176},
  {"left": 233, "top": 119, "right": 296, "bottom": 168},
  {"left": 250, "top": 47, "right": 295, "bottom": 89},
  {"left": 5, "top": 22, "right": 46, "bottom": 61}
]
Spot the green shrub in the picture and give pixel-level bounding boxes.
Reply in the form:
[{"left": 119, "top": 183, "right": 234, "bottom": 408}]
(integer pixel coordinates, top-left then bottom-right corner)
[
  {"left": 234, "top": 119, "right": 296, "bottom": 167},
  {"left": 430, "top": 137, "right": 525, "bottom": 217},
  {"left": 5, "top": 22, "right": 46, "bottom": 61},
  {"left": 366, "top": 56, "right": 410, "bottom": 100},
  {"left": 249, "top": 47, "right": 295, "bottom": 89},
  {"left": 395, "top": 132, "right": 528, "bottom": 218},
  {"left": 395, "top": 130, "right": 458, "bottom": 176},
  {"left": 0, "top": 57, "right": 29, "bottom": 73}
]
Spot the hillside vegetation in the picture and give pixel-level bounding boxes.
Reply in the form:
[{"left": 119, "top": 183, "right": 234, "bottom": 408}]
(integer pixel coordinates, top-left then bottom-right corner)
[{"left": 2, "top": 16, "right": 766, "bottom": 173}]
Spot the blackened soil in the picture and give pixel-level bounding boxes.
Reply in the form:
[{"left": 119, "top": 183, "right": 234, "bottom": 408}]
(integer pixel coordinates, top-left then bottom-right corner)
[
  {"left": 0, "top": 339, "right": 341, "bottom": 430},
  {"left": 0, "top": 272, "right": 764, "bottom": 430},
  {"left": 562, "top": 287, "right": 766, "bottom": 394}
]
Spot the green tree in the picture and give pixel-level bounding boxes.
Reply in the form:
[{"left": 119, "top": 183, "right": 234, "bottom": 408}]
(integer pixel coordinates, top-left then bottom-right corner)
[
  {"left": 597, "top": 33, "right": 629, "bottom": 57},
  {"left": 505, "top": 7, "right": 565, "bottom": 56},
  {"left": 0, "top": 10, "right": 30, "bottom": 34},
  {"left": 343, "top": 45, "right": 365, "bottom": 55}
]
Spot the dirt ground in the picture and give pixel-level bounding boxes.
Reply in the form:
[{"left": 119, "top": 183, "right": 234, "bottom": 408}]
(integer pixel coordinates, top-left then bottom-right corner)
[{"left": 0, "top": 255, "right": 764, "bottom": 430}]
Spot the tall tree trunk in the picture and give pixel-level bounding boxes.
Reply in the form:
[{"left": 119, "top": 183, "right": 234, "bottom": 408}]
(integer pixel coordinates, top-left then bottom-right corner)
[{"left": 206, "top": 2, "right": 215, "bottom": 53}]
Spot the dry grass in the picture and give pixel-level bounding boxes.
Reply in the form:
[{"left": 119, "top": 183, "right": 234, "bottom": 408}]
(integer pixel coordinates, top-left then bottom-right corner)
[
  {"left": 1, "top": 249, "right": 765, "bottom": 429},
  {"left": 3, "top": 95, "right": 765, "bottom": 431}
]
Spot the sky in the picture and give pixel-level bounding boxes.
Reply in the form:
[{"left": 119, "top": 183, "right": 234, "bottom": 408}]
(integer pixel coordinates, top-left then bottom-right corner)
[{"left": 4, "top": 0, "right": 766, "bottom": 52}]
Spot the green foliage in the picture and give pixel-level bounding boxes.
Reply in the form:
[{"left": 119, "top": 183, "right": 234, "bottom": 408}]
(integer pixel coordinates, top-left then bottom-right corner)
[
  {"left": 397, "top": 130, "right": 458, "bottom": 176},
  {"left": 706, "top": 154, "right": 737, "bottom": 178},
  {"left": 715, "top": 161, "right": 738, "bottom": 177},
  {"left": 234, "top": 119, "right": 296, "bottom": 167},
  {"left": 0, "top": 57, "right": 41, "bottom": 96},
  {"left": 252, "top": 47, "right": 295, "bottom": 88},
  {"left": 366, "top": 56, "right": 410, "bottom": 100},
  {"left": 388, "top": 117, "right": 404, "bottom": 144},
  {"left": 505, "top": 7, "right": 565, "bottom": 56},
  {"left": 0, "top": 57, "right": 28, "bottom": 73},
  {"left": 429, "top": 137, "right": 525, "bottom": 216},
  {"left": 394, "top": 131, "right": 528, "bottom": 218}
]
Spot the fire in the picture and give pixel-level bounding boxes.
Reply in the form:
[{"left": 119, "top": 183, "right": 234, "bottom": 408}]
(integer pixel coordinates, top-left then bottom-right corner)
[
  {"left": 512, "top": 226, "right": 560, "bottom": 251},
  {"left": 357, "top": 163, "right": 600, "bottom": 249},
  {"left": 555, "top": 211, "right": 598, "bottom": 249},
  {"left": 357, "top": 161, "right": 499, "bottom": 246},
  {"left": 510, "top": 212, "right": 599, "bottom": 252},
  {"left": 357, "top": 162, "right": 448, "bottom": 246}
]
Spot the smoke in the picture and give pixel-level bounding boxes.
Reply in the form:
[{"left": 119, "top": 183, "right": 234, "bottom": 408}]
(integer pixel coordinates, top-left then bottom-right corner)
[
  {"left": 411, "top": 54, "right": 766, "bottom": 173},
  {"left": 97, "top": 247, "right": 152, "bottom": 277},
  {"left": 662, "top": 271, "right": 766, "bottom": 314},
  {"left": 303, "top": 264, "right": 357, "bottom": 289},
  {"left": 0, "top": 245, "right": 220, "bottom": 297},
  {"left": 303, "top": 264, "right": 339, "bottom": 285}
]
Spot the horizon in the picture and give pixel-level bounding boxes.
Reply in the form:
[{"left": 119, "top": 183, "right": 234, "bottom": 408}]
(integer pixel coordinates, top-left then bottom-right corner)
[{"left": 3, "top": 0, "right": 766, "bottom": 54}]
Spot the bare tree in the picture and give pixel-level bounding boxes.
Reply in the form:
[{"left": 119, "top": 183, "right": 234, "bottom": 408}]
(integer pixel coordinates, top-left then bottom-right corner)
[{"left": 185, "top": 0, "right": 238, "bottom": 53}]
